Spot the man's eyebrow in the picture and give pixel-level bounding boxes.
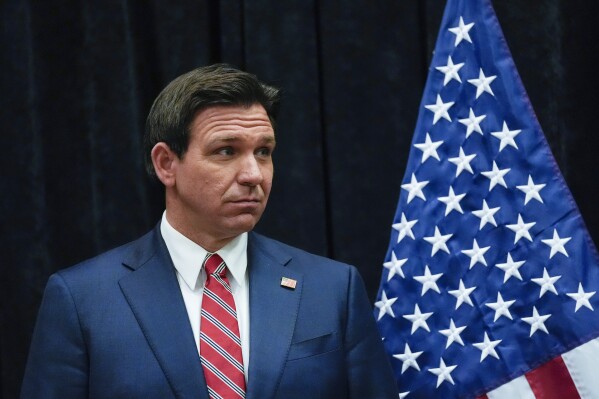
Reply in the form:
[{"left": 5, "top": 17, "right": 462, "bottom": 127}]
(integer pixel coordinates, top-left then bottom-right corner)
[{"left": 259, "top": 136, "right": 276, "bottom": 144}]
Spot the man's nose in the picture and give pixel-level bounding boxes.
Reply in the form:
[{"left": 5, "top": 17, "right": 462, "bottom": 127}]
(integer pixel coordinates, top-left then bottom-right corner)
[{"left": 238, "top": 155, "right": 263, "bottom": 186}]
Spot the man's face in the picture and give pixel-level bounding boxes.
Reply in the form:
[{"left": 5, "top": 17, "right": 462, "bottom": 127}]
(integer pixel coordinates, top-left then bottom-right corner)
[{"left": 167, "top": 104, "right": 275, "bottom": 246}]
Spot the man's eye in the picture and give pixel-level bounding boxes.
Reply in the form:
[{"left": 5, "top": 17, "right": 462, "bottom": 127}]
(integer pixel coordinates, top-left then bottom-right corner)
[
  {"left": 256, "top": 147, "right": 272, "bottom": 156},
  {"left": 217, "top": 147, "right": 234, "bottom": 155}
]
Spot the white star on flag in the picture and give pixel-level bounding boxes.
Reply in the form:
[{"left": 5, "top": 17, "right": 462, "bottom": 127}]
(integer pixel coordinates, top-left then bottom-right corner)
[
  {"left": 522, "top": 306, "right": 551, "bottom": 337},
  {"left": 401, "top": 173, "right": 429, "bottom": 203},
  {"left": 473, "top": 332, "right": 502, "bottom": 362},
  {"left": 435, "top": 55, "right": 465, "bottom": 85},
  {"left": 506, "top": 214, "right": 536, "bottom": 244},
  {"left": 448, "top": 147, "right": 476, "bottom": 177},
  {"left": 439, "top": 319, "right": 467, "bottom": 348},
  {"left": 481, "top": 161, "right": 510, "bottom": 191},
  {"left": 448, "top": 16, "right": 474, "bottom": 46},
  {"left": 399, "top": 393, "right": 410, "bottom": 399},
  {"left": 485, "top": 292, "right": 516, "bottom": 322},
  {"left": 375, "top": 291, "right": 397, "bottom": 321},
  {"left": 472, "top": 199, "right": 500, "bottom": 230},
  {"left": 428, "top": 358, "right": 457, "bottom": 387},
  {"left": 495, "top": 253, "right": 526, "bottom": 283},
  {"left": 403, "top": 304, "right": 434, "bottom": 334},
  {"left": 392, "top": 212, "right": 418, "bottom": 243},
  {"left": 516, "top": 175, "right": 546, "bottom": 205},
  {"left": 448, "top": 279, "right": 477, "bottom": 309},
  {"left": 531, "top": 268, "right": 561, "bottom": 298},
  {"left": 414, "top": 132, "right": 443, "bottom": 162},
  {"left": 567, "top": 283, "right": 596, "bottom": 312},
  {"left": 424, "top": 94, "right": 454, "bottom": 125},
  {"left": 458, "top": 108, "right": 486, "bottom": 137},
  {"left": 383, "top": 252, "right": 408, "bottom": 280},
  {"left": 413, "top": 265, "right": 443, "bottom": 295},
  {"left": 393, "top": 343, "right": 423, "bottom": 374},
  {"left": 491, "top": 121, "right": 522, "bottom": 152},
  {"left": 438, "top": 186, "right": 466, "bottom": 216},
  {"left": 423, "top": 226, "right": 453, "bottom": 256},
  {"left": 541, "top": 229, "right": 571, "bottom": 258},
  {"left": 468, "top": 68, "right": 497, "bottom": 98},
  {"left": 461, "top": 238, "right": 490, "bottom": 269}
]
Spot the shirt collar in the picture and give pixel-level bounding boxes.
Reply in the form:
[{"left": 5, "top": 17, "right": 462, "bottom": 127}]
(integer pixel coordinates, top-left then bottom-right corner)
[{"left": 160, "top": 211, "right": 248, "bottom": 290}]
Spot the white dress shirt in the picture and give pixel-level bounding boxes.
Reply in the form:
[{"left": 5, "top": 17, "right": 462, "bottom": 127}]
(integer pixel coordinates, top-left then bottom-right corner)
[{"left": 160, "top": 212, "right": 250, "bottom": 377}]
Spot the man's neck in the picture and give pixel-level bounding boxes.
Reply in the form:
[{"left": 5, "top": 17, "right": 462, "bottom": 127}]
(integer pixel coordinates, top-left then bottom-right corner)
[{"left": 164, "top": 210, "right": 235, "bottom": 253}]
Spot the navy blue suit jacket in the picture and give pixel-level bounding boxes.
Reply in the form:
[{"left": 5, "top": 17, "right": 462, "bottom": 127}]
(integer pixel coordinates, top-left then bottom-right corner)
[{"left": 22, "top": 226, "right": 397, "bottom": 398}]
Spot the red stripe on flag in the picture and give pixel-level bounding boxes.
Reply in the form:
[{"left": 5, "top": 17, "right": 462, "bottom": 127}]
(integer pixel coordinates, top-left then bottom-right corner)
[
  {"left": 476, "top": 394, "right": 488, "bottom": 399},
  {"left": 525, "top": 355, "right": 580, "bottom": 399}
]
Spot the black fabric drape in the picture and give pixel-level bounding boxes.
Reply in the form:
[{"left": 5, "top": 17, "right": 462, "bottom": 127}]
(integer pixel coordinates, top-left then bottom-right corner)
[{"left": 2, "top": 1, "right": 599, "bottom": 397}]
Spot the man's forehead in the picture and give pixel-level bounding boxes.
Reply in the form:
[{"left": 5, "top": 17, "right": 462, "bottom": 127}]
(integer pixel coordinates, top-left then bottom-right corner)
[
  {"left": 191, "top": 104, "right": 273, "bottom": 131},
  {"left": 205, "top": 134, "right": 276, "bottom": 148}
]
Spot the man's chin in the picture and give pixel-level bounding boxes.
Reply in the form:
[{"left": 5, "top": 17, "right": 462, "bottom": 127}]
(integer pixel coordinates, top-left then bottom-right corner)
[{"left": 225, "top": 214, "right": 262, "bottom": 234}]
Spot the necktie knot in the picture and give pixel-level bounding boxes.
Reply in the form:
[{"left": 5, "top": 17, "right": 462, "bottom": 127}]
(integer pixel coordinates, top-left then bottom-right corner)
[{"left": 204, "top": 253, "right": 226, "bottom": 279}]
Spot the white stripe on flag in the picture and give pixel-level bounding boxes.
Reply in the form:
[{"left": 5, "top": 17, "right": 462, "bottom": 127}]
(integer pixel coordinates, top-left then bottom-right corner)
[
  {"left": 486, "top": 375, "right": 535, "bottom": 399},
  {"left": 562, "top": 337, "right": 599, "bottom": 399}
]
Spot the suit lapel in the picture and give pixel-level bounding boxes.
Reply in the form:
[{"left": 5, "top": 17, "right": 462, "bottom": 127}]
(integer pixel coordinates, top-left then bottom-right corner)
[
  {"left": 246, "top": 233, "right": 302, "bottom": 399},
  {"left": 118, "top": 227, "right": 209, "bottom": 399}
]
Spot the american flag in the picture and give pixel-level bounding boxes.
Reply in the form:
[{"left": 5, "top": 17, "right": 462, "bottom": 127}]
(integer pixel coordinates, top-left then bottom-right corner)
[{"left": 374, "top": 1, "right": 599, "bottom": 398}]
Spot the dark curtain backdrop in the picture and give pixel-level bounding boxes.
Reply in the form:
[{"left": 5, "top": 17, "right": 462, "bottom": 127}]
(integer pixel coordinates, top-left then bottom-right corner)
[{"left": 2, "top": 0, "right": 598, "bottom": 397}]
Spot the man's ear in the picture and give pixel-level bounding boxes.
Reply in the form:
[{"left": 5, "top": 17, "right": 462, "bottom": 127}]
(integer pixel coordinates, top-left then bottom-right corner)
[{"left": 151, "top": 142, "right": 178, "bottom": 187}]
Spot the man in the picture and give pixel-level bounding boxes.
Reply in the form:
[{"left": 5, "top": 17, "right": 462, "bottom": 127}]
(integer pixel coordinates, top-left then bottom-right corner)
[{"left": 21, "top": 64, "right": 397, "bottom": 398}]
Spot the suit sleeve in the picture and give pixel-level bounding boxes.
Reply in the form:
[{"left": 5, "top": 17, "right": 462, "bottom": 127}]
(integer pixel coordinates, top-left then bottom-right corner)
[
  {"left": 21, "top": 273, "right": 88, "bottom": 398},
  {"left": 344, "top": 266, "right": 398, "bottom": 398}
]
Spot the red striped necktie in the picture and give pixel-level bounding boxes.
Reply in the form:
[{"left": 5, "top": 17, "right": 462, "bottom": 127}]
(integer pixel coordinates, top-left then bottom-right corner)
[{"left": 200, "top": 253, "right": 246, "bottom": 399}]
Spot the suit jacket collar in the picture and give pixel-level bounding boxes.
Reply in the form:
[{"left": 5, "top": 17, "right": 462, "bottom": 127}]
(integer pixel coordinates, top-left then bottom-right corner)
[
  {"left": 118, "top": 226, "right": 301, "bottom": 399},
  {"left": 119, "top": 225, "right": 209, "bottom": 399},
  {"left": 246, "top": 233, "right": 302, "bottom": 399}
]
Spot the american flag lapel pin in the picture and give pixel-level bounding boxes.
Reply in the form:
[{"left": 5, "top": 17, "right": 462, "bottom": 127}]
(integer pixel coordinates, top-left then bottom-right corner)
[{"left": 280, "top": 277, "right": 297, "bottom": 290}]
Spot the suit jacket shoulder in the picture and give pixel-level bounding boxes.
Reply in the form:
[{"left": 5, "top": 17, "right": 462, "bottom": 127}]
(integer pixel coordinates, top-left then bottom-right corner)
[
  {"left": 249, "top": 231, "right": 354, "bottom": 275},
  {"left": 22, "top": 225, "right": 205, "bottom": 399},
  {"left": 57, "top": 228, "right": 157, "bottom": 285}
]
